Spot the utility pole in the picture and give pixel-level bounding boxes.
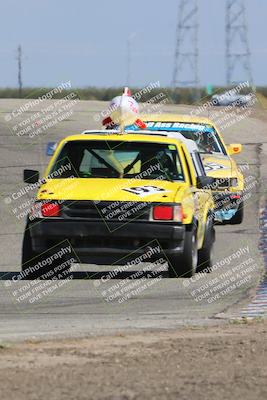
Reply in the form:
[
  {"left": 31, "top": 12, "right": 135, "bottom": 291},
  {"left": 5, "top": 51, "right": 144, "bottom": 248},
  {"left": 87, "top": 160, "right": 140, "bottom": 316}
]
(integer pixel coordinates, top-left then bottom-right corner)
[
  {"left": 172, "top": 0, "right": 199, "bottom": 88},
  {"left": 126, "top": 37, "right": 131, "bottom": 87},
  {"left": 17, "top": 45, "right": 23, "bottom": 97},
  {"left": 226, "top": 0, "right": 253, "bottom": 85}
]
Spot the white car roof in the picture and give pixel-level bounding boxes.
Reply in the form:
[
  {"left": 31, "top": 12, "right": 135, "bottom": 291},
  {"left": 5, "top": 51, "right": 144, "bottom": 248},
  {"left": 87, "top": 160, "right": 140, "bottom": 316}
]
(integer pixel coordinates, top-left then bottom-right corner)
[{"left": 81, "top": 129, "right": 198, "bottom": 153}]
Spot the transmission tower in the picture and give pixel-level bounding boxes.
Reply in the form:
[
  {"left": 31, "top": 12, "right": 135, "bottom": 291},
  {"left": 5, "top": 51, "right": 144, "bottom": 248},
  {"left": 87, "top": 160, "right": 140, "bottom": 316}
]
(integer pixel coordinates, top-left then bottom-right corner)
[
  {"left": 172, "top": 0, "right": 199, "bottom": 88},
  {"left": 226, "top": 0, "right": 253, "bottom": 85}
]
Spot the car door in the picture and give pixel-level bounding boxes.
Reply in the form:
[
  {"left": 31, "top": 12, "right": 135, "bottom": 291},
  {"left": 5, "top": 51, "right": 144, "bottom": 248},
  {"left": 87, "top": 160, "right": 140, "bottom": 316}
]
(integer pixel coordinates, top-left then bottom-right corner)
[
  {"left": 179, "top": 146, "right": 204, "bottom": 247},
  {"left": 182, "top": 148, "right": 213, "bottom": 248}
]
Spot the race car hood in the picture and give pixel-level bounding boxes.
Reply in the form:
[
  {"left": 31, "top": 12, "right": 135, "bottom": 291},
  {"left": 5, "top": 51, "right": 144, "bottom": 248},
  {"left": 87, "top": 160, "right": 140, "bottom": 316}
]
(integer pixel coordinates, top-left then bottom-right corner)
[
  {"left": 37, "top": 178, "right": 186, "bottom": 203},
  {"left": 201, "top": 154, "right": 238, "bottom": 178}
]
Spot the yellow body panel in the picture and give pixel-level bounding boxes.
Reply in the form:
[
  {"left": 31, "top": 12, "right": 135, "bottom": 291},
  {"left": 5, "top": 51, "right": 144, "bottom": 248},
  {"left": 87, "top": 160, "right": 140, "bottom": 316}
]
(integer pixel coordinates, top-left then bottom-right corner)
[
  {"left": 141, "top": 113, "right": 245, "bottom": 193},
  {"left": 37, "top": 133, "right": 215, "bottom": 250},
  {"left": 38, "top": 178, "right": 184, "bottom": 202}
]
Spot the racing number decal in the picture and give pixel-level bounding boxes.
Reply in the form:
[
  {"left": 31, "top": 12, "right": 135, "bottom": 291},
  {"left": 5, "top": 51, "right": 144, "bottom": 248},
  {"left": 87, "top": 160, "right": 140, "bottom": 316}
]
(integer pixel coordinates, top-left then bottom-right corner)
[
  {"left": 123, "top": 186, "right": 168, "bottom": 197},
  {"left": 204, "top": 162, "right": 227, "bottom": 172}
]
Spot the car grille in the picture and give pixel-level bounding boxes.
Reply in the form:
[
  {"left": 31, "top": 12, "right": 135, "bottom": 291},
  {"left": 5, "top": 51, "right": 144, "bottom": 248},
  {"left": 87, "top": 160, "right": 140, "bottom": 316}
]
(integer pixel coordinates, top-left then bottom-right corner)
[{"left": 61, "top": 200, "right": 151, "bottom": 221}]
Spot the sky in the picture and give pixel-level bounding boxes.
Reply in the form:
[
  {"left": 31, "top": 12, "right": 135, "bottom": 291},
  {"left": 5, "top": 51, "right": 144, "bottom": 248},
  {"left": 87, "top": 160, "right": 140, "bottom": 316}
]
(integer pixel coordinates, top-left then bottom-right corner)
[{"left": 0, "top": 0, "right": 266, "bottom": 88}]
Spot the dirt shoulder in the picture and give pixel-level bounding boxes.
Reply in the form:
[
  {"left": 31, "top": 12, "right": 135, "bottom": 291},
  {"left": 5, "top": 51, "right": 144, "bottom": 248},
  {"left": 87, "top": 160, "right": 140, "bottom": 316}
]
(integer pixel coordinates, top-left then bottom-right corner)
[{"left": 0, "top": 320, "right": 266, "bottom": 400}]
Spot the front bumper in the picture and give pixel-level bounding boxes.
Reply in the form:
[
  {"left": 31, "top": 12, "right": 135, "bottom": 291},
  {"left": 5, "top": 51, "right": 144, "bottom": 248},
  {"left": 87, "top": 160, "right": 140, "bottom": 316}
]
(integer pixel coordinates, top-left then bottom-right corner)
[
  {"left": 29, "top": 219, "right": 186, "bottom": 264},
  {"left": 213, "top": 191, "right": 243, "bottom": 222}
]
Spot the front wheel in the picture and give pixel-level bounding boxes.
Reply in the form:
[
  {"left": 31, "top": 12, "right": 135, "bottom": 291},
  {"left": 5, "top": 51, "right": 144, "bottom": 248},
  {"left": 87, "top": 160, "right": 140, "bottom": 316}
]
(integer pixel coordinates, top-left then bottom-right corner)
[
  {"left": 197, "top": 217, "right": 215, "bottom": 272},
  {"left": 229, "top": 201, "right": 244, "bottom": 225},
  {"left": 168, "top": 229, "right": 198, "bottom": 278}
]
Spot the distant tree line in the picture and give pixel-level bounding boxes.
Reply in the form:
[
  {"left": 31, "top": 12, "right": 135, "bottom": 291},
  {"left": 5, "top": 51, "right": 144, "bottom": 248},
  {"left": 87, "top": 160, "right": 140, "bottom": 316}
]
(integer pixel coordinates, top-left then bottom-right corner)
[{"left": 0, "top": 86, "right": 264, "bottom": 104}]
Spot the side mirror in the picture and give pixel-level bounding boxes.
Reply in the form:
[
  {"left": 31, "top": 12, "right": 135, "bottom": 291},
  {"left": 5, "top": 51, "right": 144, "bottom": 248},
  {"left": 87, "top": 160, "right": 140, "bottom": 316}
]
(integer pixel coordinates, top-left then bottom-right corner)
[
  {"left": 228, "top": 143, "right": 243, "bottom": 155},
  {"left": 23, "top": 169, "right": 39, "bottom": 184},
  {"left": 197, "top": 176, "right": 215, "bottom": 189}
]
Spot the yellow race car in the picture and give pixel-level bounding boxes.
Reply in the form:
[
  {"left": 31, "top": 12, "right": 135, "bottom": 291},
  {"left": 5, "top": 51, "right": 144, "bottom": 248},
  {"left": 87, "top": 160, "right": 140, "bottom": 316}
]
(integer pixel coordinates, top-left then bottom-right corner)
[
  {"left": 22, "top": 129, "right": 215, "bottom": 279},
  {"left": 132, "top": 114, "right": 245, "bottom": 225}
]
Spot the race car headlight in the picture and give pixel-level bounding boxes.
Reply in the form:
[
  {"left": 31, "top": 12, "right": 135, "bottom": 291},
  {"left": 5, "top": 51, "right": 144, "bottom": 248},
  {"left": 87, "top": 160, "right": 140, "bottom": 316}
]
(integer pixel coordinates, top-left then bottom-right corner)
[
  {"left": 152, "top": 205, "right": 183, "bottom": 222},
  {"left": 213, "top": 178, "right": 238, "bottom": 189},
  {"left": 230, "top": 178, "right": 238, "bottom": 187},
  {"left": 213, "top": 178, "right": 230, "bottom": 189}
]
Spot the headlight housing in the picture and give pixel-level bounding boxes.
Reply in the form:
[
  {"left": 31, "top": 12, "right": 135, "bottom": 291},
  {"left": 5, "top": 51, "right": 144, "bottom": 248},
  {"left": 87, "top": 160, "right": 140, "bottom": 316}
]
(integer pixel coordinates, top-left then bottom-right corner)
[
  {"left": 212, "top": 177, "right": 238, "bottom": 190},
  {"left": 230, "top": 178, "right": 239, "bottom": 187}
]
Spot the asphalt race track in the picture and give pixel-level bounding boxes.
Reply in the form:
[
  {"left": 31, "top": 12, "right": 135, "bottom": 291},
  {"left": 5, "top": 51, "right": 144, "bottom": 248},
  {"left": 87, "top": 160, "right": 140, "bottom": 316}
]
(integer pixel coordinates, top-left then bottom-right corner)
[{"left": 0, "top": 98, "right": 266, "bottom": 342}]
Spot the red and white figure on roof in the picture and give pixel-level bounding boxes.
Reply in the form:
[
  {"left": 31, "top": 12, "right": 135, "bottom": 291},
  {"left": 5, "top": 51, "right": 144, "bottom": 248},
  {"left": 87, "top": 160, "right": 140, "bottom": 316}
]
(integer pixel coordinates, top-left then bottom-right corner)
[{"left": 102, "top": 87, "right": 147, "bottom": 130}]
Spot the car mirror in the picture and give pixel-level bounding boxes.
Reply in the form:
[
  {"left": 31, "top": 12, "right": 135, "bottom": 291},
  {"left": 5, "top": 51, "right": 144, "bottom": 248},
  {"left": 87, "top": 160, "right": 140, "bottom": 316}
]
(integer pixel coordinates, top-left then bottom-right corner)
[
  {"left": 228, "top": 143, "right": 243, "bottom": 155},
  {"left": 196, "top": 176, "right": 215, "bottom": 189},
  {"left": 23, "top": 169, "right": 39, "bottom": 184}
]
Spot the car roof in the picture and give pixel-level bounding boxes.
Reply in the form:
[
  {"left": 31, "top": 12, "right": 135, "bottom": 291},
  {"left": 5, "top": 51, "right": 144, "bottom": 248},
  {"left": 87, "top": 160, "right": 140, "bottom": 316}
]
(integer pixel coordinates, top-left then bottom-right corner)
[
  {"left": 61, "top": 130, "right": 197, "bottom": 152},
  {"left": 165, "top": 133, "right": 199, "bottom": 153},
  {"left": 141, "top": 113, "right": 214, "bottom": 126}
]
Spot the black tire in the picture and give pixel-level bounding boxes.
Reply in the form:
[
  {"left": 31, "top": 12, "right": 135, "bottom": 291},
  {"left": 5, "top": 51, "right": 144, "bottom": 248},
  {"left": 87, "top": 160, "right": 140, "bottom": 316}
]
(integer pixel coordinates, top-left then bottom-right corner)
[
  {"left": 21, "top": 223, "right": 41, "bottom": 279},
  {"left": 229, "top": 201, "right": 244, "bottom": 225},
  {"left": 22, "top": 223, "right": 35, "bottom": 266},
  {"left": 197, "top": 217, "right": 215, "bottom": 272},
  {"left": 22, "top": 223, "right": 72, "bottom": 279},
  {"left": 168, "top": 229, "right": 198, "bottom": 278}
]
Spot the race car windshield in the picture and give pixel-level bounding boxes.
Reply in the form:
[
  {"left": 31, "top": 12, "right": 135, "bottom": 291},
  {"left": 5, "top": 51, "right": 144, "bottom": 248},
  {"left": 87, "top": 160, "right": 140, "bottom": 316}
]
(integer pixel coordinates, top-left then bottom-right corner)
[
  {"left": 50, "top": 140, "right": 185, "bottom": 181},
  {"left": 143, "top": 122, "right": 226, "bottom": 155},
  {"left": 177, "top": 130, "right": 224, "bottom": 154}
]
